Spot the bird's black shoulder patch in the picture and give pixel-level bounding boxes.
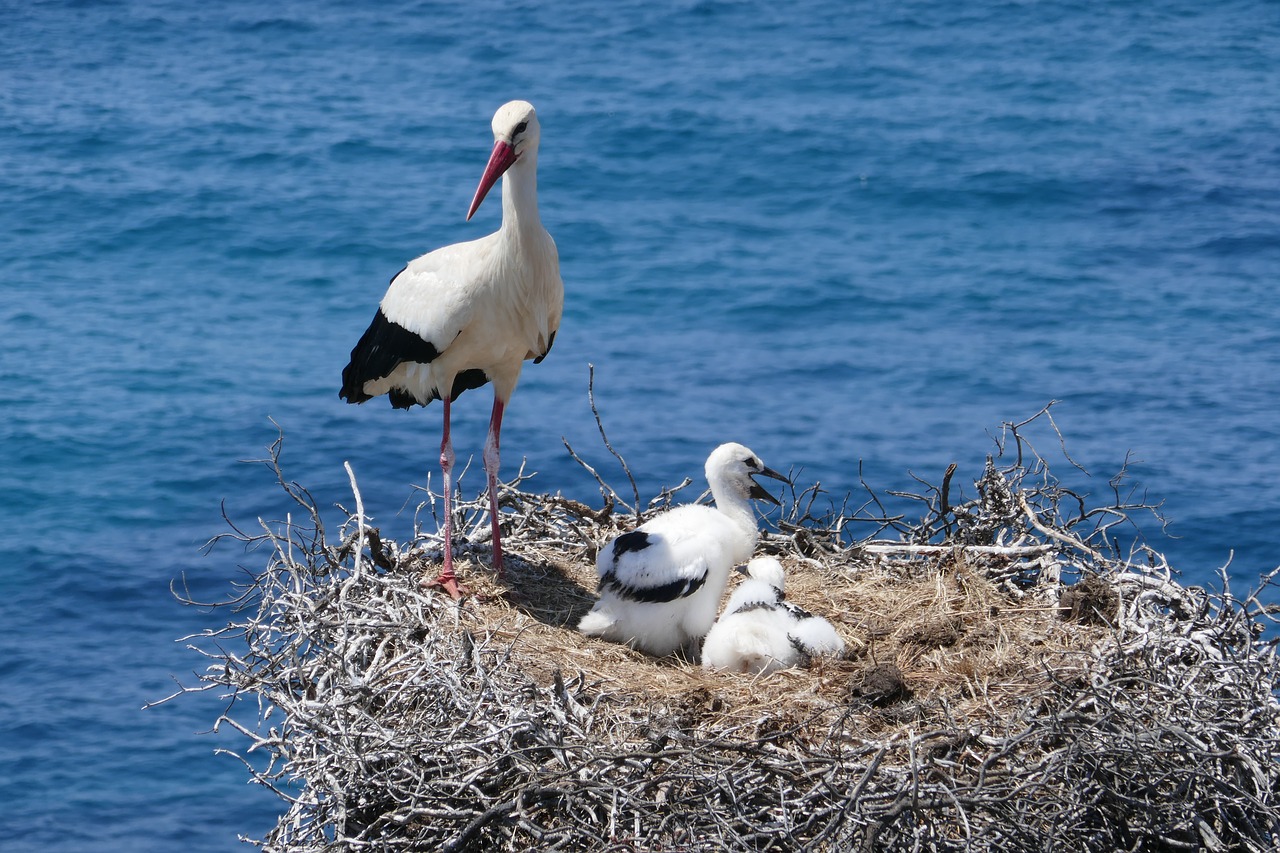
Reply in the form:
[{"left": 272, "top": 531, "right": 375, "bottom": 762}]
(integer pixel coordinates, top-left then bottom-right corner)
[
  {"left": 788, "top": 633, "right": 814, "bottom": 665},
  {"left": 611, "top": 530, "right": 652, "bottom": 558},
  {"left": 733, "top": 600, "right": 780, "bottom": 616},
  {"left": 732, "top": 585, "right": 784, "bottom": 616},
  {"left": 339, "top": 309, "right": 441, "bottom": 404},
  {"left": 601, "top": 569, "right": 707, "bottom": 604},
  {"left": 782, "top": 601, "right": 814, "bottom": 621}
]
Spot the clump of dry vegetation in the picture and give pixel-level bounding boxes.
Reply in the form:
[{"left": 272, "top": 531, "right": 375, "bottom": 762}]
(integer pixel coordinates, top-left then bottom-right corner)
[{"left": 163, "top": 406, "right": 1280, "bottom": 852}]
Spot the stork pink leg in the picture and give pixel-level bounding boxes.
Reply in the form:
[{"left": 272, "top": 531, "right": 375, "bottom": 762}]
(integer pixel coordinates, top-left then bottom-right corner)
[
  {"left": 484, "top": 397, "right": 505, "bottom": 578},
  {"left": 426, "top": 396, "right": 466, "bottom": 599}
]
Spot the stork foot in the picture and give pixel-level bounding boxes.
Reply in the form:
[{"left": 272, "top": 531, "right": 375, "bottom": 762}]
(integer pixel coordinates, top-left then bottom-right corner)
[{"left": 424, "top": 572, "right": 469, "bottom": 600}]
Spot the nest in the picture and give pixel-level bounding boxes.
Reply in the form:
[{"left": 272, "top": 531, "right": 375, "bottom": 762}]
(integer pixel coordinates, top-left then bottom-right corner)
[{"left": 166, "top": 408, "right": 1280, "bottom": 852}]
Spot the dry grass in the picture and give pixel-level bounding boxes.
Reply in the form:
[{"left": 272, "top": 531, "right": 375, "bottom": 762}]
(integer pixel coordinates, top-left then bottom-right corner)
[
  {"left": 462, "top": 540, "right": 1105, "bottom": 751},
  {"left": 162, "top": 410, "right": 1280, "bottom": 852}
]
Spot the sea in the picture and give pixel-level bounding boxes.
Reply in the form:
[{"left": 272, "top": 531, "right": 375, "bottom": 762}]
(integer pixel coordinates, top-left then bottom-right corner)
[{"left": 2, "top": 1, "right": 1278, "bottom": 849}]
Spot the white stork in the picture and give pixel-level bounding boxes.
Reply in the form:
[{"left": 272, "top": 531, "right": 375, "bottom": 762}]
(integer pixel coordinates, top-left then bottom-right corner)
[
  {"left": 578, "top": 443, "right": 788, "bottom": 656},
  {"left": 701, "top": 556, "right": 846, "bottom": 675},
  {"left": 339, "top": 100, "right": 563, "bottom": 599}
]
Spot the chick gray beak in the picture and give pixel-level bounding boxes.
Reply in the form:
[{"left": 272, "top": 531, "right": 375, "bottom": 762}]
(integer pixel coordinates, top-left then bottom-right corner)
[{"left": 748, "top": 466, "right": 789, "bottom": 505}]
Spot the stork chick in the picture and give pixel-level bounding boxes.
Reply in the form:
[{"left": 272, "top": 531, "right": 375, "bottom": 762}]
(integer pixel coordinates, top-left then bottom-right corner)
[
  {"left": 579, "top": 443, "right": 788, "bottom": 656},
  {"left": 702, "top": 556, "right": 845, "bottom": 674}
]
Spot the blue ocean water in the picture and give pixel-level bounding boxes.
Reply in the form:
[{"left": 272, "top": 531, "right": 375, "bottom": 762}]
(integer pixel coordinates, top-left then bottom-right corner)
[{"left": 2, "top": 1, "right": 1278, "bottom": 848}]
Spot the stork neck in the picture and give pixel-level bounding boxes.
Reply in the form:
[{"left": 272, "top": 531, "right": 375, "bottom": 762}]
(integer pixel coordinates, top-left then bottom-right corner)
[
  {"left": 708, "top": 482, "right": 758, "bottom": 533},
  {"left": 499, "top": 153, "right": 541, "bottom": 236}
]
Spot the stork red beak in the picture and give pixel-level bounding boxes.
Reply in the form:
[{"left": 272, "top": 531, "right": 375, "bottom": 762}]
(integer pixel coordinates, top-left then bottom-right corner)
[{"left": 466, "top": 139, "right": 518, "bottom": 221}]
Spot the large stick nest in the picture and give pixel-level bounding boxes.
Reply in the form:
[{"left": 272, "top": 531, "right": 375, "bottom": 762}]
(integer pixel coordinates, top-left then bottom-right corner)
[{"left": 169, "top": 407, "right": 1280, "bottom": 852}]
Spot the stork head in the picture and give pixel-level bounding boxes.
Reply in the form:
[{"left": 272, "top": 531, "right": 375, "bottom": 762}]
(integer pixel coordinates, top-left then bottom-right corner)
[
  {"left": 738, "top": 557, "right": 787, "bottom": 592},
  {"left": 705, "top": 442, "right": 789, "bottom": 506},
  {"left": 467, "top": 100, "right": 540, "bottom": 221}
]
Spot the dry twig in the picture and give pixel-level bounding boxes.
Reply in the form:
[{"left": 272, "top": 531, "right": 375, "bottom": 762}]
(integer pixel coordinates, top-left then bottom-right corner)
[{"left": 162, "top": 410, "right": 1280, "bottom": 852}]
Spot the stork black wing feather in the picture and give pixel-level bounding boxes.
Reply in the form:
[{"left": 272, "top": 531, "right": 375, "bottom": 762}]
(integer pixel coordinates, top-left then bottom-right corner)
[{"left": 339, "top": 308, "right": 442, "bottom": 404}]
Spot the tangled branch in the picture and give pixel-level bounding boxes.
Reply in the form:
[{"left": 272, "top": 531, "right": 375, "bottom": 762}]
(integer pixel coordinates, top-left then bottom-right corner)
[{"left": 161, "top": 409, "right": 1280, "bottom": 852}]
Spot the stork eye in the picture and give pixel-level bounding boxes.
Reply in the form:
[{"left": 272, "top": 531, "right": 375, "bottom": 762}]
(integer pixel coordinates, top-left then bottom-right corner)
[{"left": 514, "top": 121, "right": 528, "bottom": 135}]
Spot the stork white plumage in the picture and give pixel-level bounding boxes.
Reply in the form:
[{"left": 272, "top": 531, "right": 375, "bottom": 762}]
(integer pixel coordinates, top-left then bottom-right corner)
[
  {"left": 578, "top": 443, "right": 788, "bottom": 656},
  {"left": 339, "top": 101, "right": 563, "bottom": 599},
  {"left": 701, "top": 557, "right": 795, "bottom": 675},
  {"left": 702, "top": 557, "right": 845, "bottom": 675},
  {"left": 719, "top": 557, "right": 791, "bottom": 618}
]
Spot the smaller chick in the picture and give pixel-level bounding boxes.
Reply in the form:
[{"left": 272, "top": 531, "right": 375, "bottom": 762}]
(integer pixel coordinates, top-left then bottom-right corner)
[{"left": 701, "top": 557, "right": 845, "bottom": 675}]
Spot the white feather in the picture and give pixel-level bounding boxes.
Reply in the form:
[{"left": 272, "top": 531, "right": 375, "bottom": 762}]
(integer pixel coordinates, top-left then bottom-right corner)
[
  {"left": 578, "top": 443, "right": 787, "bottom": 656},
  {"left": 350, "top": 100, "right": 563, "bottom": 407},
  {"left": 702, "top": 557, "right": 845, "bottom": 674},
  {"left": 701, "top": 618, "right": 796, "bottom": 675},
  {"left": 787, "top": 615, "right": 846, "bottom": 658},
  {"left": 339, "top": 100, "right": 564, "bottom": 597}
]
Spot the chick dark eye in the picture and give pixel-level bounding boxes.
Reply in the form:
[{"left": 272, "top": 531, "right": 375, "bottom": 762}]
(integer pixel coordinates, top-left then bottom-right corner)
[{"left": 514, "top": 121, "right": 528, "bottom": 135}]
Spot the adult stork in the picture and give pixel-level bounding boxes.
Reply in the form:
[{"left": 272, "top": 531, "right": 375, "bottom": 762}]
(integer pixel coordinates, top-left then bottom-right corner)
[{"left": 339, "top": 100, "right": 563, "bottom": 599}]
